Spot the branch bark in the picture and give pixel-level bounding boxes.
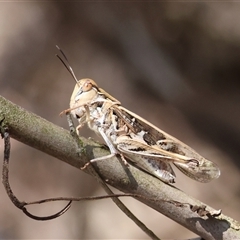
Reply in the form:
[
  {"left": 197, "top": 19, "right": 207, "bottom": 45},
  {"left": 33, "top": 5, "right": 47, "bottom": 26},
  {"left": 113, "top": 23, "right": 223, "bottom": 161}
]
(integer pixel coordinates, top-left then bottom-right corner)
[{"left": 0, "top": 95, "right": 239, "bottom": 240}]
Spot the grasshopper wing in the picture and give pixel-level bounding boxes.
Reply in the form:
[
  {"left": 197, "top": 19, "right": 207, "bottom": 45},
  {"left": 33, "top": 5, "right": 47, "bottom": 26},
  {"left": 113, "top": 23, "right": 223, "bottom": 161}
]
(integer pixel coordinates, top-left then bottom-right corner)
[
  {"left": 173, "top": 159, "right": 220, "bottom": 183},
  {"left": 115, "top": 106, "right": 220, "bottom": 183}
]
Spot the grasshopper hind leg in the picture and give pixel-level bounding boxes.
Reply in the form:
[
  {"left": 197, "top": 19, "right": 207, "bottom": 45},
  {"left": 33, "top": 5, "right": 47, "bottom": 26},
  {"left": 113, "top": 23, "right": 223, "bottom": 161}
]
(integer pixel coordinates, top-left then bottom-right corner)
[{"left": 131, "top": 157, "right": 176, "bottom": 184}]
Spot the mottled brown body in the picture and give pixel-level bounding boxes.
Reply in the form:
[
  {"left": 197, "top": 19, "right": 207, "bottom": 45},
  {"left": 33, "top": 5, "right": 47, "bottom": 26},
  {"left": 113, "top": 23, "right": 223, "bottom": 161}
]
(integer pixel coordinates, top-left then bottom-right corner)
[{"left": 65, "top": 78, "right": 220, "bottom": 183}]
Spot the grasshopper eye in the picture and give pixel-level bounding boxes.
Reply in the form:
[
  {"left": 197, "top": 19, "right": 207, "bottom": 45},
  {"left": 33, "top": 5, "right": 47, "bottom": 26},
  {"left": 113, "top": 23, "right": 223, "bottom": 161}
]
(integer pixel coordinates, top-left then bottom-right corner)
[{"left": 82, "top": 82, "right": 93, "bottom": 92}]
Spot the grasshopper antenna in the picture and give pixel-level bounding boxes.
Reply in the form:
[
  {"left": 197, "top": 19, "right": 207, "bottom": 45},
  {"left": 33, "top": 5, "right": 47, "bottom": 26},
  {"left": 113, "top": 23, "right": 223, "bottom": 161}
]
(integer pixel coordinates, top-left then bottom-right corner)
[{"left": 56, "top": 45, "right": 79, "bottom": 85}]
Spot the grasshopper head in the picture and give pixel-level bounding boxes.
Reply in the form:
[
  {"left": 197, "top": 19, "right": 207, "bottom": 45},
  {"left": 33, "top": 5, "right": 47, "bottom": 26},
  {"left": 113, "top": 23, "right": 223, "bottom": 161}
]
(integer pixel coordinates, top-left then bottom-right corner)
[
  {"left": 69, "top": 78, "right": 100, "bottom": 120},
  {"left": 70, "top": 78, "right": 99, "bottom": 107}
]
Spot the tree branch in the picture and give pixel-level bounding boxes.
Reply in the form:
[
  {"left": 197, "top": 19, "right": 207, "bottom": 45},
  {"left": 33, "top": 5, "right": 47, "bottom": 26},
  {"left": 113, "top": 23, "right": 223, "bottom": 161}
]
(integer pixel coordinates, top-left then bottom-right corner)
[{"left": 0, "top": 95, "right": 239, "bottom": 240}]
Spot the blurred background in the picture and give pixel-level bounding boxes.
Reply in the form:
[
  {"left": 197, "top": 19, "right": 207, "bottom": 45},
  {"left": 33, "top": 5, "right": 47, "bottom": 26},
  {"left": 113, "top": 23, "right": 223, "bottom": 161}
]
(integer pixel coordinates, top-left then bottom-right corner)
[{"left": 0, "top": 2, "right": 239, "bottom": 239}]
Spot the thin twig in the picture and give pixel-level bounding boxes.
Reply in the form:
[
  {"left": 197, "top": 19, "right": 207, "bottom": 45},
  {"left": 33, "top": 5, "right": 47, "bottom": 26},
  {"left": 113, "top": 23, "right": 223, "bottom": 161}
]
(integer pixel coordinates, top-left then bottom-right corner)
[
  {"left": 66, "top": 113, "right": 161, "bottom": 240},
  {"left": 0, "top": 125, "right": 72, "bottom": 221}
]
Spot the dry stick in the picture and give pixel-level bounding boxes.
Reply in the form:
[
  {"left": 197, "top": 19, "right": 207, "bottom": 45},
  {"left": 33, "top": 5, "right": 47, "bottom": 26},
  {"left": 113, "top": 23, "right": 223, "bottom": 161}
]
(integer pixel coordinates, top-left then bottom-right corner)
[
  {"left": 0, "top": 126, "right": 72, "bottom": 221},
  {"left": 0, "top": 121, "right": 201, "bottom": 240},
  {"left": 65, "top": 113, "right": 161, "bottom": 240},
  {"left": 1, "top": 126, "right": 149, "bottom": 221},
  {"left": 0, "top": 125, "right": 158, "bottom": 212},
  {"left": 0, "top": 133, "right": 192, "bottom": 226},
  {"left": 0, "top": 95, "right": 239, "bottom": 240}
]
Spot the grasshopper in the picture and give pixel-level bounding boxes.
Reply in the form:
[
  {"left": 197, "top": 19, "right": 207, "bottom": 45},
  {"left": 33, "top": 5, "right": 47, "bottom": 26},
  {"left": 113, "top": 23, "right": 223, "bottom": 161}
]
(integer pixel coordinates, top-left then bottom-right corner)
[{"left": 59, "top": 49, "right": 220, "bottom": 184}]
